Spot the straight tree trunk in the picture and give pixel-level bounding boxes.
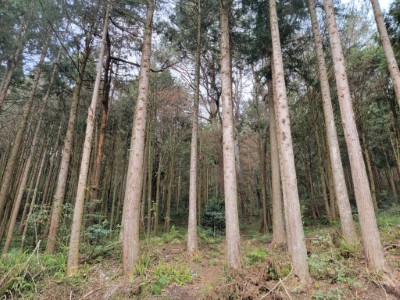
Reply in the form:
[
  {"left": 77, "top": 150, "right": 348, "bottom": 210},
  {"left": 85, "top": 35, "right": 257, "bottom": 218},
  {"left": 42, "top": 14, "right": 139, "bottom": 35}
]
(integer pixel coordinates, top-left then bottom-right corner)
[
  {"left": 45, "top": 35, "right": 92, "bottom": 254},
  {"left": 323, "top": 0, "right": 386, "bottom": 271},
  {"left": 121, "top": 0, "right": 154, "bottom": 276},
  {"left": 164, "top": 149, "right": 175, "bottom": 232},
  {"left": 187, "top": 0, "right": 202, "bottom": 255},
  {"left": 269, "top": 0, "right": 311, "bottom": 282},
  {"left": 307, "top": 0, "right": 357, "bottom": 243},
  {"left": 90, "top": 32, "right": 112, "bottom": 203},
  {"left": 269, "top": 87, "right": 286, "bottom": 246},
  {"left": 0, "top": 32, "right": 51, "bottom": 222},
  {"left": 154, "top": 153, "right": 162, "bottom": 235},
  {"left": 220, "top": 0, "right": 242, "bottom": 269},
  {"left": 370, "top": 0, "right": 400, "bottom": 108},
  {"left": 66, "top": 4, "right": 110, "bottom": 276}
]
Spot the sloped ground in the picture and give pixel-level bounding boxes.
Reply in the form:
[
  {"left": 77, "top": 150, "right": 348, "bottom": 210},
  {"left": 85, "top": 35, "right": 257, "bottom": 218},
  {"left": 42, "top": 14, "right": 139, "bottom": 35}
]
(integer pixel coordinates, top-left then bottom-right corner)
[{"left": 1, "top": 211, "right": 399, "bottom": 299}]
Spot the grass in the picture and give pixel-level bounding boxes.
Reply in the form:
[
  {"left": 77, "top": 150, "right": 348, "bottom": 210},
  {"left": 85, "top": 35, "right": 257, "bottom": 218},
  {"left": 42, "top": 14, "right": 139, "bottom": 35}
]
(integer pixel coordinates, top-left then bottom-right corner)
[{"left": 1, "top": 209, "right": 399, "bottom": 299}]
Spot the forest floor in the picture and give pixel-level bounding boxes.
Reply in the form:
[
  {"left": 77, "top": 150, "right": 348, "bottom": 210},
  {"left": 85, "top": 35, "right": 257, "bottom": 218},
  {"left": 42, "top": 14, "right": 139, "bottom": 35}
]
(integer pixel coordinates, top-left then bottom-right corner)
[{"left": 0, "top": 209, "right": 399, "bottom": 299}]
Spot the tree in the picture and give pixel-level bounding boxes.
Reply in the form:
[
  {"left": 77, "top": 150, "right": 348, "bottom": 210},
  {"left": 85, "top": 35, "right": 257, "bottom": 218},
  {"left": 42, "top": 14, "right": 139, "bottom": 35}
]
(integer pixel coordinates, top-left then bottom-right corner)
[
  {"left": 187, "top": 0, "right": 202, "bottom": 256},
  {"left": 45, "top": 33, "right": 92, "bottom": 254},
  {"left": 307, "top": 0, "right": 357, "bottom": 244},
  {"left": 323, "top": 0, "right": 386, "bottom": 272},
  {"left": 66, "top": 2, "right": 110, "bottom": 276},
  {"left": 371, "top": 0, "right": 400, "bottom": 108},
  {"left": 220, "top": 0, "right": 242, "bottom": 270},
  {"left": 269, "top": 0, "right": 311, "bottom": 282},
  {"left": 121, "top": 0, "right": 155, "bottom": 276},
  {"left": 0, "top": 30, "right": 51, "bottom": 223}
]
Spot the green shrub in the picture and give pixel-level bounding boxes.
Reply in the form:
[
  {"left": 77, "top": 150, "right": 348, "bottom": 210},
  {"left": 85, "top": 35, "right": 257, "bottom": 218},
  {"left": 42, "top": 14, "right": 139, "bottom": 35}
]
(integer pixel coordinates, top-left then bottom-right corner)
[
  {"left": 201, "top": 197, "right": 225, "bottom": 232},
  {"left": 151, "top": 263, "right": 192, "bottom": 294}
]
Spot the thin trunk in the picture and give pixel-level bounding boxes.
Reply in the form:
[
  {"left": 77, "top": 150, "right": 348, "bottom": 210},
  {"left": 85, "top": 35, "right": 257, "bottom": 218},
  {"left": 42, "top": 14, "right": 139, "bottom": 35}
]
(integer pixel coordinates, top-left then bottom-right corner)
[
  {"left": 315, "top": 128, "right": 332, "bottom": 223},
  {"left": 164, "top": 150, "right": 174, "bottom": 232},
  {"left": 146, "top": 123, "right": 153, "bottom": 237},
  {"left": 308, "top": 0, "right": 357, "bottom": 243},
  {"left": 122, "top": 0, "right": 154, "bottom": 275},
  {"left": 360, "top": 130, "right": 378, "bottom": 210},
  {"left": 21, "top": 142, "right": 47, "bottom": 250},
  {"left": 66, "top": 4, "right": 110, "bottom": 276},
  {"left": 324, "top": 0, "right": 386, "bottom": 271},
  {"left": 220, "top": 0, "right": 242, "bottom": 269},
  {"left": 269, "top": 0, "right": 310, "bottom": 282},
  {"left": 187, "top": 0, "right": 201, "bottom": 255},
  {"left": 154, "top": 153, "right": 162, "bottom": 235},
  {"left": 0, "top": 32, "right": 50, "bottom": 222},
  {"left": 370, "top": 0, "right": 400, "bottom": 108},
  {"left": 45, "top": 35, "right": 92, "bottom": 254}
]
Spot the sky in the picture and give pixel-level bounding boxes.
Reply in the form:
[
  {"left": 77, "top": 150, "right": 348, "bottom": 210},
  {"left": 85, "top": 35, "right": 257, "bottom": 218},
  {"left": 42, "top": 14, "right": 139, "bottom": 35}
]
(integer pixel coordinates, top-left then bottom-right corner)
[{"left": 342, "top": 0, "right": 393, "bottom": 11}]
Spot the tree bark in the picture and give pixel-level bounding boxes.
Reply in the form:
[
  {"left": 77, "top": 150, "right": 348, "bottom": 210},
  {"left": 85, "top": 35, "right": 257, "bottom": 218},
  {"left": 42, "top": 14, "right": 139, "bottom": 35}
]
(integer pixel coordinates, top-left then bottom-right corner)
[
  {"left": 187, "top": 0, "right": 202, "bottom": 255},
  {"left": 323, "top": 0, "right": 386, "bottom": 271},
  {"left": 370, "top": 0, "right": 400, "bottom": 108},
  {"left": 66, "top": 4, "right": 110, "bottom": 276},
  {"left": 121, "top": 0, "right": 154, "bottom": 276},
  {"left": 268, "top": 86, "right": 286, "bottom": 246},
  {"left": 45, "top": 35, "right": 92, "bottom": 254},
  {"left": 307, "top": 0, "right": 357, "bottom": 243},
  {"left": 0, "top": 32, "right": 51, "bottom": 222},
  {"left": 220, "top": 0, "right": 242, "bottom": 269},
  {"left": 269, "top": 0, "right": 311, "bottom": 282}
]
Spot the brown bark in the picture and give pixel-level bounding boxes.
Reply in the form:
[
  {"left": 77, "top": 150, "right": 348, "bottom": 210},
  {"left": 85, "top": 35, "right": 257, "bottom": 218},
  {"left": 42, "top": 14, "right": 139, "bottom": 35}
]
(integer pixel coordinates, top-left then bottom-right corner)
[
  {"left": 90, "top": 32, "right": 112, "bottom": 204},
  {"left": 308, "top": 0, "right": 357, "bottom": 243},
  {"left": 269, "top": 86, "right": 286, "bottom": 246},
  {"left": 121, "top": 0, "right": 154, "bottom": 275},
  {"left": 324, "top": 0, "right": 386, "bottom": 271},
  {"left": 66, "top": 4, "right": 110, "bottom": 276},
  {"left": 0, "top": 32, "right": 51, "bottom": 222},
  {"left": 269, "top": 0, "right": 311, "bottom": 282},
  {"left": 370, "top": 0, "right": 400, "bottom": 108},
  {"left": 220, "top": 0, "right": 242, "bottom": 269},
  {"left": 45, "top": 35, "right": 92, "bottom": 254}
]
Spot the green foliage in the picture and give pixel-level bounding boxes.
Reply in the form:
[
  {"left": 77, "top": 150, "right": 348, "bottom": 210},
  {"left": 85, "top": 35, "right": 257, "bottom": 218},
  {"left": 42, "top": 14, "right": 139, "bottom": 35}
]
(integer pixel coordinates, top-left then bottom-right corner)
[
  {"left": 0, "top": 250, "right": 66, "bottom": 298},
  {"left": 150, "top": 263, "right": 193, "bottom": 295},
  {"left": 85, "top": 220, "right": 111, "bottom": 243},
  {"left": 135, "top": 255, "right": 151, "bottom": 276},
  {"left": 244, "top": 248, "right": 268, "bottom": 266},
  {"left": 314, "top": 287, "right": 344, "bottom": 300},
  {"left": 201, "top": 197, "right": 225, "bottom": 232}
]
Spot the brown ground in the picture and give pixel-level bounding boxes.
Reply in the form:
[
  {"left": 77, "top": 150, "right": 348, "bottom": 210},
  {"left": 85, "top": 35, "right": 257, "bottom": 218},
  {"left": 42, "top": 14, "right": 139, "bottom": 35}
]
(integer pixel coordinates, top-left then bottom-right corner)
[{"left": 35, "top": 230, "right": 400, "bottom": 300}]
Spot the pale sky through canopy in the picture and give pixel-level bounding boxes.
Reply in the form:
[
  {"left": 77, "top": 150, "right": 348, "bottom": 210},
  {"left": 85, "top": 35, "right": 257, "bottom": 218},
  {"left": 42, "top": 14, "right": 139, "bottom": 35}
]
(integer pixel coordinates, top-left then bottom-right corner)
[{"left": 342, "top": 0, "right": 393, "bottom": 11}]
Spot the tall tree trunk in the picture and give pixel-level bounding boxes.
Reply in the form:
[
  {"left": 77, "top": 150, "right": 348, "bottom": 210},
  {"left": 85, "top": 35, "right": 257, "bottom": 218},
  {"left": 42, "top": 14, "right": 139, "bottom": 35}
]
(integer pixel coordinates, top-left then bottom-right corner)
[
  {"left": 220, "top": 0, "right": 242, "bottom": 269},
  {"left": 307, "top": 0, "right": 357, "bottom": 243},
  {"left": 323, "top": 0, "right": 386, "bottom": 272},
  {"left": 66, "top": 4, "right": 110, "bottom": 276},
  {"left": 154, "top": 153, "right": 162, "bottom": 235},
  {"left": 268, "top": 85, "right": 285, "bottom": 246},
  {"left": 0, "top": 32, "right": 51, "bottom": 222},
  {"left": 164, "top": 149, "right": 175, "bottom": 233},
  {"left": 187, "top": 0, "right": 202, "bottom": 255},
  {"left": 90, "top": 32, "right": 112, "bottom": 204},
  {"left": 256, "top": 100, "right": 268, "bottom": 234},
  {"left": 121, "top": 0, "right": 154, "bottom": 276},
  {"left": 360, "top": 130, "right": 378, "bottom": 210},
  {"left": 370, "top": 0, "right": 400, "bottom": 108},
  {"left": 45, "top": 35, "right": 92, "bottom": 254},
  {"left": 269, "top": 0, "right": 311, "bottom": 282}
]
